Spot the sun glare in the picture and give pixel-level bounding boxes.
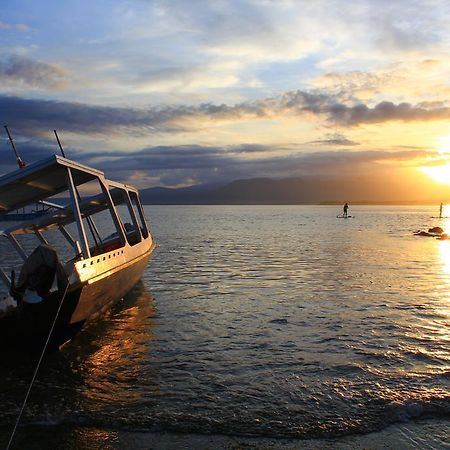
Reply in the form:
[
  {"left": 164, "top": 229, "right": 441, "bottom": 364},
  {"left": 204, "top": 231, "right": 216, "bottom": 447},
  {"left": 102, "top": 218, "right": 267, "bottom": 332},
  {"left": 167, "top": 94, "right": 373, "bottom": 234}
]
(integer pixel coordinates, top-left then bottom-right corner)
[
  {"left": 436, "top": 133, "right": 450, "bottom": 153},
  {"left": 420, "top": 132, "right": 450, "bottom": 185},
  {"left": 438, "top": 233, "right": 450, "bottom": 282},
  {"left": 421, "top": 163, "right": 450, "bottom": 186}
]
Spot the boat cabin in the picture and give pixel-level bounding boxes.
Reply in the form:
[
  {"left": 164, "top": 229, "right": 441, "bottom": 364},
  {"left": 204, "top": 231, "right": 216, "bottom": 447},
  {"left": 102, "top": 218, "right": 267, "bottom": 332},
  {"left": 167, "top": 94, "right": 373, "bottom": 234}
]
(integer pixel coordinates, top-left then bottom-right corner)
[{"left": 0, "top": 155, "right": 152, "bottom": 298}]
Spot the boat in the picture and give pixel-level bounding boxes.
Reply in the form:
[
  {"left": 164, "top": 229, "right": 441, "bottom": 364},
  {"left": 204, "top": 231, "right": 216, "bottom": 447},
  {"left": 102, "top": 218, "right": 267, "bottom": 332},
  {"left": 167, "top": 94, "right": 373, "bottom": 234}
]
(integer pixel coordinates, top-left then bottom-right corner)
[{"left": 0, "top": 154, "right": 155, "bottom": 352}]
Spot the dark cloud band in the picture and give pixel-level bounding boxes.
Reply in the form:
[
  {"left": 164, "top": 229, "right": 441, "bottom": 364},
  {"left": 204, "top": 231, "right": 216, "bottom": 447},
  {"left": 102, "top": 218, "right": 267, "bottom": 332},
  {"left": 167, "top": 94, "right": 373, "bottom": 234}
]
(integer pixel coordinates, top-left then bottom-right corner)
[{"left": 2, "top": 91, "right": 450, "bottom": 138}]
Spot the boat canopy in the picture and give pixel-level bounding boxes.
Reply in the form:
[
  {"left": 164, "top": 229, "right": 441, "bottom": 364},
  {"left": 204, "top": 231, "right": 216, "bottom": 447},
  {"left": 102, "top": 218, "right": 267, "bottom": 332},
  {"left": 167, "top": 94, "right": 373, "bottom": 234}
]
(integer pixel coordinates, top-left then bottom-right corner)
[
  {"left": 0, "top": 153, "right": 149, "bottom": 293},
  {"left": 5, "top": 187, "right": 131, "bottom": 235},
  {"left": 0, "top": 155, "right": 103, "bottom": 214}
]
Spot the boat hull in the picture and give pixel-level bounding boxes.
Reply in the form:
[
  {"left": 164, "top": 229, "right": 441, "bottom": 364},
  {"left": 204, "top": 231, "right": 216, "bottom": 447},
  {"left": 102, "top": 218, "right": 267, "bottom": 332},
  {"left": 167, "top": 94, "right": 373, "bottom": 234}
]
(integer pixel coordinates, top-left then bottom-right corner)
[
  {"left": 71, "top": 245, "right": 152, "bottom": 326},
  {"left": 1, "top": 241, "right": 155, "bottom": 352}
]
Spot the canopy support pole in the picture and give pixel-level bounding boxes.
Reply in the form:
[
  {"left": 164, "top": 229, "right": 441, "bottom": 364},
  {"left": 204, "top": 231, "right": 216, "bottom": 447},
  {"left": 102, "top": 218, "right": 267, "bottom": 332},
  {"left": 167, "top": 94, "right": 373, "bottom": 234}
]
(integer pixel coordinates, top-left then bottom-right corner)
[
  {"left": 66, "top": 168, "right": 90, "bottom": 259},
  {"left": 124, "top": 190, "right": 142, "bottom": 241},
  {"left": 58, "top": 225, "right": 79, "bottom": 253},
  {"left": 98, "top": 178, "right": 126, "bottom": 246},
  {"left": 34, "top": 229, "right": 48, "bottom": 245},
  {"left": 0, "top": 267, "right": 11, "bottom": 290},
  {"left": 5, "top": 232, "right": 27, "bottom": 261}
]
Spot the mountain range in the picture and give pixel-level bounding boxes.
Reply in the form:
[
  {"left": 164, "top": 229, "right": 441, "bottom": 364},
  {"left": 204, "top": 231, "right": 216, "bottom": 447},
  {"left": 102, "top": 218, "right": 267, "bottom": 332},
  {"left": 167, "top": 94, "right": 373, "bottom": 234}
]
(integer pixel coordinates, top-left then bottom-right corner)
[{"left": 140, "top": 176, "right": 450, "bottom": 205}]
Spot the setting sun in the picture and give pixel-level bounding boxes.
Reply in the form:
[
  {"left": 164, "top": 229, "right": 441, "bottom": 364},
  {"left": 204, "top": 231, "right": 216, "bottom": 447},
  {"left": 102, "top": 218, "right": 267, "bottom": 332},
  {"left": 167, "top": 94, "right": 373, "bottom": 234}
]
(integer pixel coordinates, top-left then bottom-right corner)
[
  {"left": 421, "top": 163, "right": 450, "bottom": 186},
  {"left": 436, "top": 133, "right": 450, "bottom": 153}
]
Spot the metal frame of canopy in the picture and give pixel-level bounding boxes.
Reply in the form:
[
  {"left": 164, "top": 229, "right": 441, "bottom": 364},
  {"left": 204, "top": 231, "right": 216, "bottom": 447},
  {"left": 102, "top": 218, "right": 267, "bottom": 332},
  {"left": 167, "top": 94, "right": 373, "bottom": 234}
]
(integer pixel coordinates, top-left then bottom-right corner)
[
  {"left": 0, "top": 155, "right": 148, "bottom": 293},
  {"left": 0, "top": 155, "right": 102, "bottom": 212}
]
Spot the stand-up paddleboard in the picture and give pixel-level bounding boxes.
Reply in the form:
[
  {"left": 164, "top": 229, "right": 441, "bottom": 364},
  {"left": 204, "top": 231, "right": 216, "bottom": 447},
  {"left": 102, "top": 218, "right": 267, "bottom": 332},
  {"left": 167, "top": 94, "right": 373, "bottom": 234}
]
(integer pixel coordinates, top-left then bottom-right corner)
[
  {"left": 336, "top": 214, "right": 354, "bottom": 219},
  {"left": 433, "top": 204, "right": 447, "bottom": 219}
]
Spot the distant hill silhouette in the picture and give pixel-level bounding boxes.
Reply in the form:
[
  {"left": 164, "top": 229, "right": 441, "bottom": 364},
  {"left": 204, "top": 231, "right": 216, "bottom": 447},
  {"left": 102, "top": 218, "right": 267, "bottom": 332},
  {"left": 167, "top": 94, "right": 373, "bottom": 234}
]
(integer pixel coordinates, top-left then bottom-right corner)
[{"left": 140, "top": 175, "right": 450, "bottom": 205}]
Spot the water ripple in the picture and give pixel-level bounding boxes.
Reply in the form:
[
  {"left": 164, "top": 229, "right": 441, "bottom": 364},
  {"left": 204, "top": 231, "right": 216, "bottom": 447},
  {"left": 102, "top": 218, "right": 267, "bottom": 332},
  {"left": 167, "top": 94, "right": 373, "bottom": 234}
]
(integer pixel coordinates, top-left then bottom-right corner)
[{"left": 1, "top": 205, "right": 450, "bottom": 442}]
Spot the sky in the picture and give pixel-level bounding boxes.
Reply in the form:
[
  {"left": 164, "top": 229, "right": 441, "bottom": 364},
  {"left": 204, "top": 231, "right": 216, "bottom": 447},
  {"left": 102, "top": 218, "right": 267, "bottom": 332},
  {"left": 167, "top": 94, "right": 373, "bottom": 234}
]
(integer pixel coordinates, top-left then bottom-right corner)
[{"left": 1, "top": 0, "right": 450, "bottom": 200}]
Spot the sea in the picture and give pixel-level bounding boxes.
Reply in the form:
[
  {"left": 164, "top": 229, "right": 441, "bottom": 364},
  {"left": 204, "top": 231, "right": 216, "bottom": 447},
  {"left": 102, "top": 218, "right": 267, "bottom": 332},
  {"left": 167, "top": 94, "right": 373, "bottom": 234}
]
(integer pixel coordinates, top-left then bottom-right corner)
[{"left": 0, "top": 205, "right": 449, "bottom": 449}]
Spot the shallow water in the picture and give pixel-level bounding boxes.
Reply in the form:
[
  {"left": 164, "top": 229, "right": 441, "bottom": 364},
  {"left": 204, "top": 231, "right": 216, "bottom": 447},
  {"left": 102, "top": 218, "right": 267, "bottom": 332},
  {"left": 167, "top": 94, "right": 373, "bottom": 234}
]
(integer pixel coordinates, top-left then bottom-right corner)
[{"left": 0, "top": 205, "right": 449, "bottom": 447}]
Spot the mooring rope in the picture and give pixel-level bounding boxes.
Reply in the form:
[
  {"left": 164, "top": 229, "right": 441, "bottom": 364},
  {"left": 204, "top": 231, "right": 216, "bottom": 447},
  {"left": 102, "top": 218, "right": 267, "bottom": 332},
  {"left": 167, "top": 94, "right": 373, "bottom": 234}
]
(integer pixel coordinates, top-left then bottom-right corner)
[{"left": 6, "top": 275, "right": 72, "bottom": 450}]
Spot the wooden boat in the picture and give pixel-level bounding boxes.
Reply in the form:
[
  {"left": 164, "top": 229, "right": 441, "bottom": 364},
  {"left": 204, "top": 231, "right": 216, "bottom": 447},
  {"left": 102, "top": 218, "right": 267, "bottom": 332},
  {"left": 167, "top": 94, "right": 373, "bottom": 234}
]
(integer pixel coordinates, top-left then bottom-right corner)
[{"left": 0, "top": 155, "right": 155, "bottom": 351}]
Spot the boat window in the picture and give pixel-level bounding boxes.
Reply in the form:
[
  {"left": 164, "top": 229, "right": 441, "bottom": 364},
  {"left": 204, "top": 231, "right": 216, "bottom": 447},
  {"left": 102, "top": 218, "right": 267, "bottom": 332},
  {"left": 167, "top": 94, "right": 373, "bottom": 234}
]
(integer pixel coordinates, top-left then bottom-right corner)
[
  {"left": 73, "top": 179, "right": 124, "bottom": 254},
  {"left": 40, "top": 228, "right": 75, "bottom": 262},
  {"left": 129, "top": 191, "right": 149, "bottom": 238},
  {"left": 109, "top": 188, "right": 142, "bottom": 246}
]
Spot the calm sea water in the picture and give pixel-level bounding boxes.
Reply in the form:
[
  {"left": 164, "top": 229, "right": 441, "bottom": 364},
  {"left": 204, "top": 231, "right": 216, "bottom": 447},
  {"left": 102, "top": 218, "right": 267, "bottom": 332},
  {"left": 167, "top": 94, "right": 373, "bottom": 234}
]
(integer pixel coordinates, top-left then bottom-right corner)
[{"left": 0, "top": 205, "right": 449, "bottom": 448}]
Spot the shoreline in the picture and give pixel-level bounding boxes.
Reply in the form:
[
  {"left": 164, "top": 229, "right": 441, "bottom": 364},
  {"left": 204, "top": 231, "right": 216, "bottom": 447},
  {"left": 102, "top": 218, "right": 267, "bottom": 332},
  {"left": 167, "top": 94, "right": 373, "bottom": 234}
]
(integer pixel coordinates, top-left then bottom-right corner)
[
  {"left": 2, "top": 417, "right": 448, "bottom": 449},
  {"left": 109, "top": 418, "right": 450, "bottom": 449}
]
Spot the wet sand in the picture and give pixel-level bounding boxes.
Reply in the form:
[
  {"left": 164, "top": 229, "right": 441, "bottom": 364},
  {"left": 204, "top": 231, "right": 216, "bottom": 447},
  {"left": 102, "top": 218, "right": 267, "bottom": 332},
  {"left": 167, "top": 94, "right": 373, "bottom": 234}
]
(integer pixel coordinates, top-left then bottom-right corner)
[
  {"left": 111, "top": 418, "right": 449, "bottom": 449},
  {"left": 17, "top": 417, "right": 442, "bottom": 449}
]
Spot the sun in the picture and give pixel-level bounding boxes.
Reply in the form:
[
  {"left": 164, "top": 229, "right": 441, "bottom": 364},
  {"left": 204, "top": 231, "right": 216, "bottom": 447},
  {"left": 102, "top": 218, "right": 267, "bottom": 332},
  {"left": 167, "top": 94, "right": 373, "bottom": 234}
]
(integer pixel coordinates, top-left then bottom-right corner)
[
  {"left": 436, "top": 133, "right": 450, "bottom": 153},
  {"left": 420, "top": 133, "right": 450, "bottom": 185},
  {"left": 421, "top": 163, "right": 450, "bottom": 186}
]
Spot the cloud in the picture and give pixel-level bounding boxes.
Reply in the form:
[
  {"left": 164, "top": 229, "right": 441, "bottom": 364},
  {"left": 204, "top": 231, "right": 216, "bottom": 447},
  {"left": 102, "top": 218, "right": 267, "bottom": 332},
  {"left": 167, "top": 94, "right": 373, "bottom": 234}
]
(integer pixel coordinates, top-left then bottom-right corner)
[
  {"left": 0, "top": 127, "right": 443, "bottom": 188},
  {"left": 2, "top": 1, "right": 450, "bottom": 108},
  {"left": 3, "top": 87, "right": 450, "bottom": 140},
  {"left": 132, "top": 65, "right": 239, "bottom": 93},
  {"left": 0, "top": 95, "right": 184, "bottom": 135},
  {"left": 307, "top": 133, "right": 359, "bottom": 146},
  {"left": 324, "top": 101, "right": 450, "bottom": 126},
  {"left": 0, "top": 137, "right": 62, "bottom": 175},
  {"left": 69, "top": 144, "right": 439, "bottom": 187},
  {"left": 120, "top": 0, "right": 321, "bottom": 63},
  {"left": 311, "top": 59, "right": 450, "bottom": 104},
  {"left": 373, "top": 7, "right": 441, "bottom": 52},
  {"left": 15, "top": 23, "right": 30, "bottom": 32},
  {"left": 0, "top": 94, "right": 260, "bottom": 136},
  {"left": 275, "top": 91, "right": 450, "bottom": 126},
  {"left": 0, "top": 20, "right": 28, "bottom": 31},
  {"left": 312, "top": 70, "right": 399, "bottom": 100},
  {"left": 0, "top": 54, "right": 68, "bottom": 90}
]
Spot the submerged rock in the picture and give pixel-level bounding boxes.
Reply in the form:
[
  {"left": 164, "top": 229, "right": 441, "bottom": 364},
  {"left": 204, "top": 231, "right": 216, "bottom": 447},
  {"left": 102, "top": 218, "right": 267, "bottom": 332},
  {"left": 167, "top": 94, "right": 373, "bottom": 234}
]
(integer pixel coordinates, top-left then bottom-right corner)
[
  {"left": 414, "top": 226, "right": 445, "bottom": 237},
  {"left": 414, "top": 231, "right": 434, "bottom": 236}
]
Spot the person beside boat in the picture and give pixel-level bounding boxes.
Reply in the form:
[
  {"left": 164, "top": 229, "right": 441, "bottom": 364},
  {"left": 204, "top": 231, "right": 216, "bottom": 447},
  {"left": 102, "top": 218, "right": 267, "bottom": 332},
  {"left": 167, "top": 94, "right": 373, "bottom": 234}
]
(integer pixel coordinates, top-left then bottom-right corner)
[{"left": 10, "top": 245, "right": 67, "bottom": 321}]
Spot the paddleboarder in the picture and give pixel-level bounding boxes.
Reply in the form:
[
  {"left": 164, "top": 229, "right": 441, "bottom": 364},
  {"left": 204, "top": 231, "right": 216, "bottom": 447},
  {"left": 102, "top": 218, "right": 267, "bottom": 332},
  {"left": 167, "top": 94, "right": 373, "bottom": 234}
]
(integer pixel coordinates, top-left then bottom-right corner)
[{"left": 343, "top": 202, "right": 349, "bottom": 218}]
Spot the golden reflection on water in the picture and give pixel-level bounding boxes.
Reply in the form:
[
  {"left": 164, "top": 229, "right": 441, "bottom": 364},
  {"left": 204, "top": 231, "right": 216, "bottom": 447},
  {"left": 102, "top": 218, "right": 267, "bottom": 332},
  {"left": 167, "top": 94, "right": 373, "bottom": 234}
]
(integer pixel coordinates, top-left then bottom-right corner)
[
  {"left": 71, "top": 427, "right": 119, "bottom": 449},
  {"left": 438, "top": 217, "right": 450, "bottom": 284},
  {"left": 69, "top": 282, "right": 157, "bottom": 404},
  {"left": 438, "top": 241, "right": 450, "bottom": 280},
  {"left": 435, "top": 222, "right": 450, "bottom": 368},
  {"left": 437, "top": 225, "right": 450, "bottom": 333}
]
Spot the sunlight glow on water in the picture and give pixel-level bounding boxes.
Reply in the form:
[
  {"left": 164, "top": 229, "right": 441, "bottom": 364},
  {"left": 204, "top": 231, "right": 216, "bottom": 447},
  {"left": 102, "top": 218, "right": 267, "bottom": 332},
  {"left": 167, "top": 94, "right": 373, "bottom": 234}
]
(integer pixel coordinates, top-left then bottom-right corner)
[{"left": 437, "top": 238, "right": 450, "bottom": 356}]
